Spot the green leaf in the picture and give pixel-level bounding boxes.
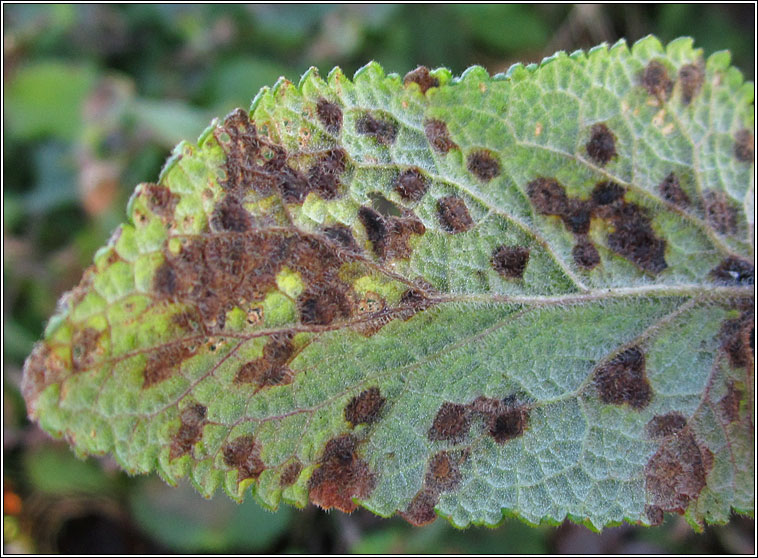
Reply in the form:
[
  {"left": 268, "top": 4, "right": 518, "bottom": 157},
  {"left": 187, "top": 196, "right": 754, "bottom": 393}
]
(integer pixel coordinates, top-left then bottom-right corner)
[{"left": 22, "top": 36, "right": 754, "bottom": 531}]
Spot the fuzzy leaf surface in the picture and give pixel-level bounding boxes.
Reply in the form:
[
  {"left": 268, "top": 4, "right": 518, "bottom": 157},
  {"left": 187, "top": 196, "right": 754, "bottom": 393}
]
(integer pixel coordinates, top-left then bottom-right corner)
[{"left": 23, "top": 36, "right": 754, "bottom": 530}]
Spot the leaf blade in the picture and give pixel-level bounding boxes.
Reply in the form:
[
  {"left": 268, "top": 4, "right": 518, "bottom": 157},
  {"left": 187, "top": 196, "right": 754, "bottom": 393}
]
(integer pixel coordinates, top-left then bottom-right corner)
[{"left": 23, "top": 36, "right": 754, "bottom": 530}]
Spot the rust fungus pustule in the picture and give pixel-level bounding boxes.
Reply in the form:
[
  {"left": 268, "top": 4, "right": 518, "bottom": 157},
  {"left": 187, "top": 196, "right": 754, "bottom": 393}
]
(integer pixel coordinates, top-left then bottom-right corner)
[
  {"left": 593, "top": 346, "right": 652, "bottom": 409},
  {"left": 718, "top": 310, "right": 754, "bottom": 369},
  {"left": 437, "top": 195, "right": 474, "bottom": 233},
  {"left": 143, "top": 183, "right": 179, "bottom": 219},
  {"left": 356, "top": 113, "right": 398, "bottom": 145},
  {"left": 154, "top": 228, "right": 361, "bottom": 331},
  {"left": 424, "top": 119, "right": 457, "bottom": 154},
  {"left": 527, "top": 177, "right": 668, "bottom": 274},
  {"left": 307, "top": 434, "right": 377, "bottom": 513},
  {"left": 586, "top": 123, "right": 617, "bottom": 166},
  {"left": 703, "top": 190, "right": 738, "bottom": 235},
  {"left": 394, "top": 168, "right": 429, "bottom": 202},
  {"left": 658, "top": 172, "right": 690, "bottom": 208},
  {"left": 143, "top": 340, "right": 197, "bottom": 387},
  {"left": 401, "top": 449, "right": 467, "bottom": 527},
  {"left": 210, "top": 195, "right": 253, "bottom": 232},
  {"left": 718, "top": 382, "right": 743, "bottom": 423},
  {"left": 425, "top": 451, "right": 462, "bottom": 493},
  {"left": 223, "top": 435, "right": 266, "bottom": 482},
  {"left": 710, "top": 256, "right": 754, "bottom": 286},
  {"left": 358, "top": 206, "right": 425, "bottom": 260},
  {"left": 214, "top": 109, "right": 348, "bottom": 204},
  {"left": 469, "top": 395, "right": 531, "bottom": 444},
  {"left": 344, "top": 387, "right": 386, "bottom": 427},
  {"left": 466, "top": 150, "right": 501, "bottom": 181},
  {"left": 403, "top": 66, "right": 439, "bottom": 94},
  {"left": 235, "top": 333, "right": 295, "bottom": 387},
  {"left": 678, "top": 62, "right": 704, "bottom": 105},
  {"left": 646, "top": 412, "right": 687, "bottom": 439},
  {"left": 640, "top": 60, "right": 674, "bottom": 100},
  {"left": 71, "top": 327, "right": 103, "bottom": 373},
  {"left": 491, "top": 245, "right": 530, "bottom": 280},
  {"left": 316, "top": 98, "right": 343, "bottom": 135},
  {"left": 428, "top": 402, "right": 471, "bottom": 444},
  {"left": 169, "top": 403, "right": 207, "bottom": 460},
  {"left": 645, "top": 426, "right": 713, "bottom": 515},
  {"left": 280, "top": 461, "right": 303, "bottom": 487}
]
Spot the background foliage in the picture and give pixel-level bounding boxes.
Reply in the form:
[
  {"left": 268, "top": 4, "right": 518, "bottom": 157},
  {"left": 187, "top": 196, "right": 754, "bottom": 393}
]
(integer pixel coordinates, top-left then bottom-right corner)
[{"left": 3, "top": 4, "right": 754, "bottom": 553}]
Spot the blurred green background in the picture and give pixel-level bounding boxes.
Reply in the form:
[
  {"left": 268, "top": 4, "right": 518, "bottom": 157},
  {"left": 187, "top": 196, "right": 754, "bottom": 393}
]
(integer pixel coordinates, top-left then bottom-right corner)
[{"left": 3, "top": 4, "right": 754, "bottom": 553}]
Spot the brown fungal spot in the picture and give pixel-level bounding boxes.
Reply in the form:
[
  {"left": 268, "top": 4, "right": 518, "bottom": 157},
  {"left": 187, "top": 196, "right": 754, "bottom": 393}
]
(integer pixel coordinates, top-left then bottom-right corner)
[
  {"left": 316, "top": 98, "right": 342, "bottom": 135},
  {"left": 356, "top": 113, "right": 398, "bottom": 145},
  {"left": 169, "top": 403, "right": 207, "bottom": 460},
  {"left": 358, "top": 206, "right": 388, "bottom": 252},
  {"left": 645, "top": 426, "right": 713, "bottom": 514},
  {"left": 719, "top": 382, "right": 743, "bottom": 423},
  {"left": 491, "top": 245, "right": 530, "bottom": 280},
  {"left": 594, "top": 346, "right": 652, "bottom": 409},
  {"left": 734, "top": 129, "right": 754, "bottom": 162},
  {"left": 344, "top": 387, "right": 386, "bottom": 427},
  {"left": 154, "top": 262, "right": 178, "bottom": 297},
  {"left": 605, "top": 202, "right": 668, "bottom": 274},
  {"left": 562, "top": 199, "right": 592, "bottom": 234},
  {"left": 235, "top": 333, "right": 294, "bottom": 387},
  {"left": 214, "top": 108, "right": 346, "bottom": 204},
  {"left": 223, "top": 435, "right": 265, "bottom": 482},
  {"left": 143, "top": 183, "right": 178, "bottom": 219},
  {"left": 658, "top": 172, "right": 690, "bottom": 207},
  {"left": 144, "top": 341, "right": 196, "bottom": 387},
  {"left": 214, "top": 109, "right": 265, "bottom": 195},
  {"left": 394, "top": 168, "right": 429, "bottom": 202},
  {"left": 403, "top": 66, "right": 439, "bottom": 94},
  {"left": 678, "top": 63, "right": 704, "bottom": 105},
  {"left": 71, "top": 328, "right": 102, "bottom": 372},
  {"left": 298, "top": 284, "right": 353, "bottom": 326},
  {"left": 586, "top": 123, "right": 617, "bottom": 166},
  {"left": 157, "top": 226, "right": 360, "bottom": 329},
  {"left": 640, "top": 60, "right": 674, "bottom": 100},
  {"left": 307, "top": 148, "right": 348, "bottom": 200},
  {"left": 401, "top": 488, "right": 439, "bottom": 526},
  {"left": 398, "top": 284, "right": 435, "bottom": 319},
  {"left": 280, "top": 461, "right": 303, "bottom": 487},
  {"left": 468, "top": 395, "right": 531, "bottom": 443},
  {"left": 466, "top": 150, "right": 501, "bottom": 181},
  {"left": 210, "top": 195, "right": 252, "bottom": 232},
  {"left": 424, "top": 119, "right": 457, "bottom": 154},
  {"left": 528, "top": 178, "right": 666, "bottom": 273},
  {"left": 710, "top": 256, "right": 754, "bottom": 286},
  {"left": 307, "top": 434, "right": 377, "bottom": 512},
  {"left": 489, "top": 405, "right": 530, "bottom": 444},
  {"left": 358, "top": 206, "right": 425, "bottom": 260},
  {"left": 703, "top": 190, "right": 737, "bottom": 235},
  {"left": 322, "top": 224, "right": 360, "bottom": 253},
  {"left": 591, "top": 181, "right": 625, "bottom": 207},
  {"left": 527, "top": 177, "right": 569, "bottom": 216},
  {"left": 719, "top": 311, "right": 754, "bottom": 369},
  {"left": 572, "top": 237, "right": 600, "bottom": 270},
  {"left": 428, "top": 402, "right": 470, "bottom": 444},
  {"left": 469, "top": 395, "right": 506, "bottom": 415},
  {"left": 278, "top": 165, "right": 311, "bottom": 203},
  {"left": 646, "top": 412, "right": 687, "bottom": 439},
  {"left": 425, "top": 451, "right": 461, "bottom": 493},
  {"left": 437, "top": 195, "right": 474, "bottom": 234}
]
